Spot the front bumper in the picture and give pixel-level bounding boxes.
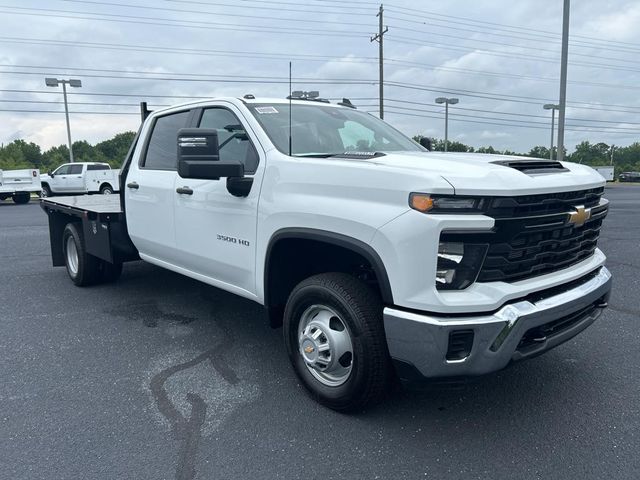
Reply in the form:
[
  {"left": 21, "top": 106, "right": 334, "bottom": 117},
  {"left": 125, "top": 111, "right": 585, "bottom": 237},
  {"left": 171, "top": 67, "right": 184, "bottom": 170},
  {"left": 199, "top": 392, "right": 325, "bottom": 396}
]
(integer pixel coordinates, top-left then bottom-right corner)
[{"left": 384, "top": 266, "right": 612, "bottom": 380}]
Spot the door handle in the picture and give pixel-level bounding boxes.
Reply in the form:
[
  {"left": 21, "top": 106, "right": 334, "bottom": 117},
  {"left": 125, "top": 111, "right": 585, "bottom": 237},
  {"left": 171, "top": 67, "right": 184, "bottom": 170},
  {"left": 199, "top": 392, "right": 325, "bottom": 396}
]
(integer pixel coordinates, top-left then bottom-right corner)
[
  {"left": 127, "top": 182, "right": 139, "bottom": 189},
  {"left": 76, "top": 176, "right": 82, "bottom": 178},
  {"left": 176, "top": 187, "right": 194, "bottom": 195}
]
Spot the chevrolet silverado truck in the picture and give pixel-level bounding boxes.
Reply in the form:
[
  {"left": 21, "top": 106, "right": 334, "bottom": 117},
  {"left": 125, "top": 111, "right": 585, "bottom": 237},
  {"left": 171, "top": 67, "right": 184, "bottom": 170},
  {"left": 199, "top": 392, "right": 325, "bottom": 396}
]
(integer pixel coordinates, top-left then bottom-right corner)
[
  {"left": 40, "top": 96, "right": 612, "bottom": 411},
  {"left": 40, "top": 162, "right": 120, "bottom": 197},
  {"left": 0, "top": 168, "right": 41, "bottom": 203}
]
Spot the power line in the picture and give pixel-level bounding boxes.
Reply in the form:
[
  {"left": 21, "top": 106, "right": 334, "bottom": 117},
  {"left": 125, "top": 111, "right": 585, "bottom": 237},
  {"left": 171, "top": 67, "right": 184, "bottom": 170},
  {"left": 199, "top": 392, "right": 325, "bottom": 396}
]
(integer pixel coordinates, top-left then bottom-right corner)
[
  {"left": 61, "top": 0, "right": 371, "bottom": 26},
  {"left": 3, "top": 36, "right": 639, "bottom": 93},
  {"left": 0, "top": 108, "right": 138, "bottom": 115},
  {"left": 381, "top": 98, "right": 640, "bottom": 125},
  {"left": 386, "top": 21, "right": 640, "bottom": 64},
  {"left": 165, "top": 0, "right": 373, "bottom": 13},
  {"left": 380, "top": 108, "right": 640, "bottom": 136},
  {"left": 0, "top": 6, "right": 369, "bottom": 38},
  {"left": 384, "top": 4, "right": 640, "bottom": 50},
  {"left": 3, "top": 64, "right": 640, "bottom": 114},
  {"left": 386, "top": 34, "right": 640, "bottom": 75}
]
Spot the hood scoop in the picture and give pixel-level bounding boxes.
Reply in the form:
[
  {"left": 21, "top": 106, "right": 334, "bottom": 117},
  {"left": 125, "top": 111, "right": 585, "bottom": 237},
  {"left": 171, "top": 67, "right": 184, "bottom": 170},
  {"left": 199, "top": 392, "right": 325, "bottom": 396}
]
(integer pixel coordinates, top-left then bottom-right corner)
[{"left": 492, "top": 160, "right": 568, "bottom": 174}]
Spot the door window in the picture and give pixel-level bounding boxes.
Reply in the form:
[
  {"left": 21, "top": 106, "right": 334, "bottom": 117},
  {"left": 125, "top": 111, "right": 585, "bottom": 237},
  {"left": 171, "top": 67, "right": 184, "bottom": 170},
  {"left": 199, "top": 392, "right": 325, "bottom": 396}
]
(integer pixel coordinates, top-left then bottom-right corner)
[
  {"left": 199, "top": 108, "right": 259, "bottom": 174},
  {"left": 68, "top": 164, "right": 83, "bottom": 175},
  {"left": 54, "top": 165, "right": 71, "bottom": 175},
  {"left": 143, "top": 110, "right": 191, "bottom": 170}
]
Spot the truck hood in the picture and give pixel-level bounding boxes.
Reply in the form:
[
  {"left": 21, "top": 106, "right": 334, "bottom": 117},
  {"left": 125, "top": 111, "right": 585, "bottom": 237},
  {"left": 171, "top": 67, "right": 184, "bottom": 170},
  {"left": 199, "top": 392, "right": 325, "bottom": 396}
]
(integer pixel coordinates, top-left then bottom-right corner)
[{"left": 368, "top": 151, "right": 605, "bottom": 196}]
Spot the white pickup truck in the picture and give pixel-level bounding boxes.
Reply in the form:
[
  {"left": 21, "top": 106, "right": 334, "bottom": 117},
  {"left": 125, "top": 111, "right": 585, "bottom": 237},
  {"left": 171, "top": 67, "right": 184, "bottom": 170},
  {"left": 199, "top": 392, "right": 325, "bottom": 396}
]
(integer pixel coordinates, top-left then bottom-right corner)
[
  {"left": 40, "top": 96, "right": 611, "bottom": 411},
  {"left": 40, "top": 162, "right": 120, "bottom": 197},
  {"left": 0, "top": 168, "right": 41, "bottom": 203}
]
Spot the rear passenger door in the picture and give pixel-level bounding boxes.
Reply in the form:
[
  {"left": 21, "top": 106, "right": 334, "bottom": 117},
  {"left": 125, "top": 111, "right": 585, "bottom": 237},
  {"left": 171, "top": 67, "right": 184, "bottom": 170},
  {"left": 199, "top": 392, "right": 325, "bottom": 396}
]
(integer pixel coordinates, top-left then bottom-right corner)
[
  {"left": 66, "top": 164, "right": 85, "bottom": 193},
  {"left": 125, "top": 109, "right": 192, "bottom": 265}
]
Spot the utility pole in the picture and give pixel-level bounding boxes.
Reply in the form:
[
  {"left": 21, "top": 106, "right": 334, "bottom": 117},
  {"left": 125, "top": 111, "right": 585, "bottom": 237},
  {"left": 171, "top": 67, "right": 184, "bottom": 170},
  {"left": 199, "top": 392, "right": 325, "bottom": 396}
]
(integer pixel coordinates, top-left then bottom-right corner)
[
  {"left": 370, "top": 4, "right": 388, "bottom": 119},
  {"left": 557, "top": 0, "right": 570, "bottom": 162}
]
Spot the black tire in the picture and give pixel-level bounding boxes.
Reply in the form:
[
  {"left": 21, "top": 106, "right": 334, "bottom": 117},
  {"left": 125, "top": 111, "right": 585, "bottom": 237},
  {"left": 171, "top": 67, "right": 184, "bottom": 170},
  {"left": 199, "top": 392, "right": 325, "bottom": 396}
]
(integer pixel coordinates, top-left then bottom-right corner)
[
  {"left": 62, "top": 223, "right": 101, "bottom": 286},
  {"left": 100, "top": 184, "right": 114, "bottom": 195},
  {"left": 40, "top": 184, "right": 52, "bottom": 198},
  {"left": 12, "top": 193, "right": 30, "bottom": 204},
  {"left": 99, "top": 260, "right": 123, "bottom": 283},
  {"left": 283, "top": 272, "right": 391, "bottom": 411}
]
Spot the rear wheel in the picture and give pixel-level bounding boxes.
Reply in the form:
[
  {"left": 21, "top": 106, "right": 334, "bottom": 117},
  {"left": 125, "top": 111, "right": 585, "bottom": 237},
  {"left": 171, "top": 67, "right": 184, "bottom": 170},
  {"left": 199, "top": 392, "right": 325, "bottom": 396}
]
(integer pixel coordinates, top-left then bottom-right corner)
[
  {"left": 62, "top": 223, "right": 101, "bottom": 286},
  {"left": 283, "top": 272, "right": 391, "bottom": 411},
  {"left": 100, "top": 184, "right": 114, "bottom": 195},
  {"left": 12, "top": 193, "right": 30, "bottom": 204}
]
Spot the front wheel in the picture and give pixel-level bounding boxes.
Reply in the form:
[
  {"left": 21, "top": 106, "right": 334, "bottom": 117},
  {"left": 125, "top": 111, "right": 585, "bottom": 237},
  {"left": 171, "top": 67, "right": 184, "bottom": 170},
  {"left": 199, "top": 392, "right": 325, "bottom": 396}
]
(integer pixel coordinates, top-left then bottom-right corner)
[
  {"left": 40, "top": 184, "right": 52, "bottom": 198},
  {"left": 283, "top": 273, "right": 391, "bottom": 411}
]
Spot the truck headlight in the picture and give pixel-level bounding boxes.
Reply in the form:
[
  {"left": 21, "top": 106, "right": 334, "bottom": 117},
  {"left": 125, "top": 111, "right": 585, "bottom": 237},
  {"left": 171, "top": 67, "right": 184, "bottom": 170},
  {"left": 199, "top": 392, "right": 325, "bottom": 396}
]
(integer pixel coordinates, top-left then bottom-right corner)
[
  {"left": 436, "top": 242, "right": 488, "bottom": 290},
  {"left": 409, "top": 193, "right": 487, "bottom": 213}
]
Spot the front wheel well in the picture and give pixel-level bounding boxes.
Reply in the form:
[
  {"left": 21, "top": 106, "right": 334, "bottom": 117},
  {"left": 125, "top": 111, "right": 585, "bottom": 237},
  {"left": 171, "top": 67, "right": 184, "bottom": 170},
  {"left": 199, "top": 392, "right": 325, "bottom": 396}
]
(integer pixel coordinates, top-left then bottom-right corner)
[{"left": 264, "top": 232, "right": 392, "bottom": 327}]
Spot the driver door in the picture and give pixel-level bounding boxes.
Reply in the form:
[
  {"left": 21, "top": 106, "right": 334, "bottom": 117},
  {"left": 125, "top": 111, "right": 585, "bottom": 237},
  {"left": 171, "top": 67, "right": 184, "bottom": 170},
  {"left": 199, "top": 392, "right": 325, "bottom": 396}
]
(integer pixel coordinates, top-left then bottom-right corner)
[
  {"left": 50, "top": 164, "right": 71, "bottom": 193},
  {"left": 173, "top": 104, "right": 263, "bottom": 296}
]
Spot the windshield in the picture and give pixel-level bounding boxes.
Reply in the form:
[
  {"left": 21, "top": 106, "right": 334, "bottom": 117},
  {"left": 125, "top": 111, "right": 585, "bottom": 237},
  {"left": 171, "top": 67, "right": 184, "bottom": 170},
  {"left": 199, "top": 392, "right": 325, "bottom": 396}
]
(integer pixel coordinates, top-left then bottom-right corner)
[{"left": 248, "top": 103, "right": 424, "bottom": 156}]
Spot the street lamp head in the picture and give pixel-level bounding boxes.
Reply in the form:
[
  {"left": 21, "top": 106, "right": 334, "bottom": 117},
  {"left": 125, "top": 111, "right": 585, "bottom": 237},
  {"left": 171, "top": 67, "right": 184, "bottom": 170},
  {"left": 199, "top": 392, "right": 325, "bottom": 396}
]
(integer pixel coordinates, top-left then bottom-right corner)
[
  {"left": 448, "top": 98, "right": 459, "bottom": 105},
  {"left": 68, "top": 79, "right": 82, "bottom": 88},
  {"left": 45, "top": 77, "right": 59, "bottom": 87},
  {"left": 543, "top": 104, "right": 559, "bottom": 110},
  {"left": 435, "top": 97, "right": 447, "bottom": 104}
]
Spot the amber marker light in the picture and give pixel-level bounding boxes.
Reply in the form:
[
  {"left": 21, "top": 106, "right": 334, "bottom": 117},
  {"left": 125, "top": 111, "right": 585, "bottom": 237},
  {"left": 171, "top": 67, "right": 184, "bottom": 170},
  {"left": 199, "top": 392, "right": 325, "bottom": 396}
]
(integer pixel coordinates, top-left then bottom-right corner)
[{"left": 409, "top": 193, "right": 434, "bottom": 212}]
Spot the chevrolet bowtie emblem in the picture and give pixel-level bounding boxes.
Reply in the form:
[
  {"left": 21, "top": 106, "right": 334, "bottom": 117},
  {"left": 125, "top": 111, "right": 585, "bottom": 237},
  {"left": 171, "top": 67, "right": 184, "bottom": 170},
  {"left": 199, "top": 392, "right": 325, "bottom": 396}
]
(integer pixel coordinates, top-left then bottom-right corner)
[
  {"left": 568, "top": 205, "right": 591, "bottom": 227},
  {"left": 304, "top": 345, "right": 315, "bottom": 354}
]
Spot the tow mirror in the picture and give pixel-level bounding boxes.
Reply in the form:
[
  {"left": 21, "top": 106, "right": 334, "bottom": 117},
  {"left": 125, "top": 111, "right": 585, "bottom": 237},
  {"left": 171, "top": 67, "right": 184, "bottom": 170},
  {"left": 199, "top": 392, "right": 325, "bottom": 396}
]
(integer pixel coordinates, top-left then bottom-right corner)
[
  {"left": 177, "top": 128, "right": 244, "bottom": 180},
  {"left": 419, "top": 137, "right": 432, "bottom": 151}
]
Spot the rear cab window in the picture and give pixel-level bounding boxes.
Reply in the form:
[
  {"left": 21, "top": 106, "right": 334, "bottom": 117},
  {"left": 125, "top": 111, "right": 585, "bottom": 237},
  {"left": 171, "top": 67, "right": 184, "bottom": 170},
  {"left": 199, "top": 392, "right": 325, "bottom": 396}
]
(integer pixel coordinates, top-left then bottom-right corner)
[{"left": 142, "top": 110, "right": 191, "bottom": 170}]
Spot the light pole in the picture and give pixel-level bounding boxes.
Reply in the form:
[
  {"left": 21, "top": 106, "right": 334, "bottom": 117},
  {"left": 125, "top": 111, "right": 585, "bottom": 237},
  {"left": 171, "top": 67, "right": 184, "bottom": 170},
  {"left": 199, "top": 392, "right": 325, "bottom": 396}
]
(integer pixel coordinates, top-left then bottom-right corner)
[
  {"left": 557, "top": 0, "right": 571, "bottom": 162},
  {"left": 45, "top": 77, "right": 82, "bottom": 163},
  {"left": 543, "top": 104, "right": 559, "bottom": 160},
  {"left": 435, "top": 97, "right": 459, "bottom": 152}
]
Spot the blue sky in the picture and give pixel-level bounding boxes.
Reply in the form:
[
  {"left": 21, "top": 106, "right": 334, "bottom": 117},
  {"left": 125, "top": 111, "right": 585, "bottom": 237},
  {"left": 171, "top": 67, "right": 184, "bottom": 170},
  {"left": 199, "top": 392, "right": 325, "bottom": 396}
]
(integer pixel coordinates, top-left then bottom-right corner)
[{"left": 0, "top": 0, "right": 639, "bottom": 152}]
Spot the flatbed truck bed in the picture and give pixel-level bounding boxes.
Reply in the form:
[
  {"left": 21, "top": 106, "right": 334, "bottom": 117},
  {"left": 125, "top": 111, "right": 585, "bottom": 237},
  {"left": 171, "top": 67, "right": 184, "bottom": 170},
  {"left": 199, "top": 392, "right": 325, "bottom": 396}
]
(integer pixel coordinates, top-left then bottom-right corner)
[{"left": 40, "top": 195, "right": 138, "bottom": 268}]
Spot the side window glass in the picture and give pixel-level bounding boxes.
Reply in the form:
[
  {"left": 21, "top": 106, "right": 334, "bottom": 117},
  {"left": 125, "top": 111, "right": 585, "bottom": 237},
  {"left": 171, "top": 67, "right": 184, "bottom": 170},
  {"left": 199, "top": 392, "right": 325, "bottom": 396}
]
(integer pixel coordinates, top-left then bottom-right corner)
[
  {"left": 68, "top": 165, "right": 83, "bottom": 175},
  {"left": 88, "top": 164, "right": 109, "bottom": 171},
  {"left": 143, "top": 110, "right": 191, "bottom": 170},
  {"left": 54, "top": 165, "right": 70, "bottom": 175},
  {"left": 199, "top": 108, "right": 259, "bottom": 174}
]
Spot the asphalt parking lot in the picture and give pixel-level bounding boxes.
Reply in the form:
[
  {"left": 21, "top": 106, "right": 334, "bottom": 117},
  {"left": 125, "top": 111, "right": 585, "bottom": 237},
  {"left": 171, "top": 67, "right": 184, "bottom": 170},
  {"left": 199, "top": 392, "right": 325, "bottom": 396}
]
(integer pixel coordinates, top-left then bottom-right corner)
[{"left": 1, "top": 186, "right": 638, "bottom": 480}]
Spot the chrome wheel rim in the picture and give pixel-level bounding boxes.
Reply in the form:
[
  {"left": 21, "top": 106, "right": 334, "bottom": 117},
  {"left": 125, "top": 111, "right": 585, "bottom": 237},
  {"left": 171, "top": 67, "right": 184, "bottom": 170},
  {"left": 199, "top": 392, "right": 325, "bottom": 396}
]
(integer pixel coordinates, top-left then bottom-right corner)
[
  {"left": 102, "top": 188, "right": 112, "bottom": 195},
  {"left": 65, "top": 236, "right": 79, "bottom": 276},
  {"left": 298, "top": 305, "right": 354, "bottom": 387}
]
